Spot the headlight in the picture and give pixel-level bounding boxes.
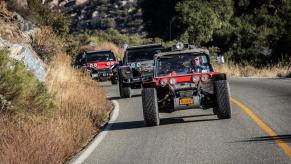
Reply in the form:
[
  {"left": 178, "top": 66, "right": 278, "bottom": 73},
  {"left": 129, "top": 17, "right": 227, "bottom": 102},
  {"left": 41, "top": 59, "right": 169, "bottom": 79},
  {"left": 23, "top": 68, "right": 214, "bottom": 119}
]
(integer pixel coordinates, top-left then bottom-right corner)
[
  {"left": 136, "top": 63, "right": 141, "bottom": 67},
  {"left": 160, "top": 79, "right": 167, "bottom": 87},
  {"left": 169, "top": 78, "right": 176, "bottom": 85},
  {"left": 201, "top": 75, "right": 210, "bottom": 83},
  {"left": 192, "top": 75, "right": 200, "bottom": 83},
  {"left": 106, "top": 62, "right": 111, "bottom": 66},
  {"left": 176, "top": 42, "right": 184, "bottom": 50},
  {"left": 130, "top": 63, "right": 135, "bottom": 67}
]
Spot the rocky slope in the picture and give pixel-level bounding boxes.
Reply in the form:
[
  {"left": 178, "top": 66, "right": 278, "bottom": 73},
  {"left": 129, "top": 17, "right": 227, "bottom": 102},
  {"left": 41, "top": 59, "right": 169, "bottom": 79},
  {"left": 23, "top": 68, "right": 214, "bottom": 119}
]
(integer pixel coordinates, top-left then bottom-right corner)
[{"left": 49, "top": 0, "right": 145, "bottom": 35}]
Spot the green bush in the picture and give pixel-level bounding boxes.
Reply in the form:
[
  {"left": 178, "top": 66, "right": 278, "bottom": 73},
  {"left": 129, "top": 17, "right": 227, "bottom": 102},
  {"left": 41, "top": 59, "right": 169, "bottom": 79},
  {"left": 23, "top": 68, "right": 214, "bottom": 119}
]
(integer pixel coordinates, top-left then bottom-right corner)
[{"left": 0, "top": 49, "right": 55, "bottom": 115}]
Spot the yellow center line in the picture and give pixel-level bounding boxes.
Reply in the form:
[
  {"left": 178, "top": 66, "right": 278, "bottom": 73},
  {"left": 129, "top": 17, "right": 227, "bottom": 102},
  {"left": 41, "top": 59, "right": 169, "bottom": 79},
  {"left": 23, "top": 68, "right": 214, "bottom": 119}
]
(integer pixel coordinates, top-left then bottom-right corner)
[{"left": 230, "top": 97, "right": 291, "bottom": 158}]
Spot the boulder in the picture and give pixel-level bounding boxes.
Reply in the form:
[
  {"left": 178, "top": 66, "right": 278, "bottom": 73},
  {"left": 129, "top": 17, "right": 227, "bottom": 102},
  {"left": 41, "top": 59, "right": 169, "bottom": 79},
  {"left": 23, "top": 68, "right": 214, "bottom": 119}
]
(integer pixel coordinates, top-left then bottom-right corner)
[{"left": 0, "top": 38, "right": 47, "bottom": 81}]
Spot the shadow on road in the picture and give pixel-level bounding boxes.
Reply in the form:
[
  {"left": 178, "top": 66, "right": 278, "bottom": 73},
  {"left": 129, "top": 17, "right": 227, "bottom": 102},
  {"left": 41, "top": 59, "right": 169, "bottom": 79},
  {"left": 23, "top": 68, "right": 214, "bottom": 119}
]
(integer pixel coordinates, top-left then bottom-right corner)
[
  {"left": 105, "top": 114, "right": 218, "bottom": 131},
  {"left": 237, "top": 134, "right": 291, "bottom": 143},
  {"left": 108, "top": 94, "right": 141, "bottom": 100}
]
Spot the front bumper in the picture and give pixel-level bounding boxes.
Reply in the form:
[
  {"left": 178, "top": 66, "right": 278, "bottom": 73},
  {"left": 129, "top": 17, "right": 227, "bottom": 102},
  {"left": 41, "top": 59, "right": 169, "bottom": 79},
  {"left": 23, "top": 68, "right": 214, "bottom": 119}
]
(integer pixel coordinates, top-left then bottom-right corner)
[{"left": 91, "top": 69, "right": 117, "bottom": 81}]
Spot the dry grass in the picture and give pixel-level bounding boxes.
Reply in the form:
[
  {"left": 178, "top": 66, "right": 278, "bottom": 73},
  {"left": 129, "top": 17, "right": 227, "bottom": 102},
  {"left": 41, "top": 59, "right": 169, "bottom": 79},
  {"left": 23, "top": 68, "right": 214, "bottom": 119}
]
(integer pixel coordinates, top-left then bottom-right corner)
[
  {"left": 214, "top": 63, "right": 291, "bottom": 78},
  {"left": 0, "top": 53, "right": 111, "bottom": 164},
  {"left": 0, "top": 1, "right": 28, "bottom": 43},
  {"left": 32, "top": 26, "right": 66, "bottom": 63}
]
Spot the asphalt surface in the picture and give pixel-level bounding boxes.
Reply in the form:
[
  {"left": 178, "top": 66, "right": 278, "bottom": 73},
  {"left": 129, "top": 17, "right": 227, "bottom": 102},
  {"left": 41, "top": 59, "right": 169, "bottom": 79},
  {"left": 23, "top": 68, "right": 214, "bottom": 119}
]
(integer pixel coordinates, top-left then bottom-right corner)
[{"left": 84, "top": 78, "right": 291, "bottom": 164}]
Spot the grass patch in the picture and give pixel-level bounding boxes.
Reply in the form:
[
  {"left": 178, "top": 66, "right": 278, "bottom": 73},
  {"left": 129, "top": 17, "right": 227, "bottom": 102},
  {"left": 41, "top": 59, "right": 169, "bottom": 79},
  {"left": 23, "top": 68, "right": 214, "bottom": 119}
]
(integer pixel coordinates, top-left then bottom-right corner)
[{"left": 213, "top": 62, "right": 291, "bottom": 78}]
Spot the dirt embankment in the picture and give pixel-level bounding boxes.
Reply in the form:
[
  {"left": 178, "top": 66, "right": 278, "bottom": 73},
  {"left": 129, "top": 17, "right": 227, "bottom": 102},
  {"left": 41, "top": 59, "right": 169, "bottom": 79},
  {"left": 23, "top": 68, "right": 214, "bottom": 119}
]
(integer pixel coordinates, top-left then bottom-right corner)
[{"left": 0, "top": 1, "right": 112, "bottom": 163}]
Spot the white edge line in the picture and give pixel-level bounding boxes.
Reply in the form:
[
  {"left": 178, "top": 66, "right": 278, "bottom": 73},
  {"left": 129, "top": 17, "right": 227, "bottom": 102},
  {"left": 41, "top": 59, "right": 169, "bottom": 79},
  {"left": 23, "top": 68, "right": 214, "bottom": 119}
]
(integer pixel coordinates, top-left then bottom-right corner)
[
  {"left": 230, "top": 77, "right": 280, "bottom": 79},
  {"left": 70, "top": 100, "right": 119, "bottom": 164}
]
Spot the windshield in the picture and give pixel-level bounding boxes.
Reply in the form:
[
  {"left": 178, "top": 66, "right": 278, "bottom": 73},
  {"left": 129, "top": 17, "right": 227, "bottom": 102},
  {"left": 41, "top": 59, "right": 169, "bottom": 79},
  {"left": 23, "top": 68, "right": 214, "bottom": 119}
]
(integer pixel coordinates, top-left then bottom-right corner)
[
  {"left": 126, "top": 48, "right": 162, "bottom": 63},
  {"left": 86, "top": 51, "right": 115, "bottom": 62},
  {"left": 156, "top": 53, "right": 211, "bottom": 76}
]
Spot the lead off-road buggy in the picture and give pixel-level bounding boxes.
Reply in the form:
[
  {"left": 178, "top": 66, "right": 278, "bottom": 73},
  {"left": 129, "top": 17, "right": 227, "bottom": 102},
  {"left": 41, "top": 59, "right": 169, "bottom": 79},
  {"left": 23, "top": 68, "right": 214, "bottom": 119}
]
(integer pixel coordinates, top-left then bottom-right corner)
[
  {"left": 141, "top": 43, "right": 231, "bottom": 126},
  {"left": 118, "top": 44, "right": 164, "bottom": 98},
  {"left": 75, "top": 50, "right": 119, "bottom": 84}
]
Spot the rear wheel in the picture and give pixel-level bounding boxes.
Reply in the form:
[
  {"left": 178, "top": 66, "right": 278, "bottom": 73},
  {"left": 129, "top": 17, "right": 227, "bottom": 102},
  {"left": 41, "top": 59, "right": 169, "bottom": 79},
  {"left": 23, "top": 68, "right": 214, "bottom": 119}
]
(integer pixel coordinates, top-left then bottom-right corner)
[
  {"left": 142, "top": 88, "right": 160, "bottom": 126},
  {"left": 214, "top": 80, "right": 231, "bottom": 119}
]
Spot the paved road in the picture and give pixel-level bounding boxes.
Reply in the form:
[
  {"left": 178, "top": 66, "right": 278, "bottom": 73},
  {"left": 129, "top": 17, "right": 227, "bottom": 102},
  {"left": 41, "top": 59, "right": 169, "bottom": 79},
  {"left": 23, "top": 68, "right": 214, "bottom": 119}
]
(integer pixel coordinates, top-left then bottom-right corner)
[{"left": 84, "top": 78, "right": 291, "bottom": 164}]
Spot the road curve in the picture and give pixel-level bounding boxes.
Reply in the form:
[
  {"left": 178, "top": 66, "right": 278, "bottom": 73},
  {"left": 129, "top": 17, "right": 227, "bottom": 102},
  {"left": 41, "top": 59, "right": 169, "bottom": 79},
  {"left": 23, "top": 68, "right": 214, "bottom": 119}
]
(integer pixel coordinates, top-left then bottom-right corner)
[{"left": 84, "top": 78, "right": 291, "bottom": 164}]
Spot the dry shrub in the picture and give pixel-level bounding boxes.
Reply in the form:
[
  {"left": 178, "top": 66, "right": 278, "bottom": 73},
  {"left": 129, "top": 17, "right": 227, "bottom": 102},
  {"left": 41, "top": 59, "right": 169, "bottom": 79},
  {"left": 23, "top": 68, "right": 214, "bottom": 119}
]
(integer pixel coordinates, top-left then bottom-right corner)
[
  {"left": 0, "top": 53, "right": 111, "bottom": 163},
  {"left": 32, "top": 26, "right": 65, "bottom": 63},
  {"left": 0, "top": 1, "right": 28, "bottom": 43},
  {"left": 46, "top": 53, "right": 111, "bottom": 125},
  {"left": 214, "top": 63, "right": 291, "bottom": 78}
]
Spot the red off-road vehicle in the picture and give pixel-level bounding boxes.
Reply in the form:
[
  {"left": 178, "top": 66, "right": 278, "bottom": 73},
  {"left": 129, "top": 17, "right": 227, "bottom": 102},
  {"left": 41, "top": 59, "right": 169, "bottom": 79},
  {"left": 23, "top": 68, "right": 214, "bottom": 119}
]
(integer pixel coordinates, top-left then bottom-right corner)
[
  {"left": 76, "top": 50, "right": 119, "bottom": 84},
  {"left": 141, "top": 43, "right": 231, "bottom": 126}
]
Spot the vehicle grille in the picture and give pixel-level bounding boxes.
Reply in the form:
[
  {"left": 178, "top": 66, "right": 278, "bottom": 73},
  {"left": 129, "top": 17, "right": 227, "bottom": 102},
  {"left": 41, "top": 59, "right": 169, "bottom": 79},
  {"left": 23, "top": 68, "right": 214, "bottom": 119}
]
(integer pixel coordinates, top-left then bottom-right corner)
[
  {"left": 176, "top": 90, "right": 193, "bottom": 97},
  {"left": 132, "top": 68, "right": 141, "bottom": 78}
]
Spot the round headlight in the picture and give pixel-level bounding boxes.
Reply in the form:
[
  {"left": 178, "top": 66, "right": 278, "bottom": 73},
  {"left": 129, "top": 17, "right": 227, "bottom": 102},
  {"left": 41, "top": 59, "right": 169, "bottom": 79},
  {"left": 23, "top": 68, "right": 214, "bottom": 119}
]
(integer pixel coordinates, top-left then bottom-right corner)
[
  {"left": 106, "top": 62, "right": 111, "bottom": 66},
  {"left": 160, "top": 79, "right": 168, "bottom": 87},
  {"left": 136, "top": 63, "right": 141, "bottom": 67},
  {"left": 201, "top": 75, "right": 209, "bottom": 83},
  {"left": 130, "top": 63, "right": 135, "bottom": 67},
  {"left": 169, "top": 78, "right": 176, "bottom": 85},
  {"left": 176, "top": 42, "right": 184, "bottom": 50},
  {"left": 192, "top": 76, "right": 200, "bottom": 83}
]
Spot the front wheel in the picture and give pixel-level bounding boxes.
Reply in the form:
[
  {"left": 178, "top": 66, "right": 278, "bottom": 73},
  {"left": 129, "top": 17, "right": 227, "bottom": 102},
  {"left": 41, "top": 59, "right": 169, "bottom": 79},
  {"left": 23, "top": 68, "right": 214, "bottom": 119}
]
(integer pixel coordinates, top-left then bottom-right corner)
[
  {"left": 111, "top": 79, "right": 118, "bottom": 85},
  {"left": 214, "top": 80, "right": 231, "bottom": 119},
  {"left": 142, "top": 88, "right": 160, "bottom": 126}
]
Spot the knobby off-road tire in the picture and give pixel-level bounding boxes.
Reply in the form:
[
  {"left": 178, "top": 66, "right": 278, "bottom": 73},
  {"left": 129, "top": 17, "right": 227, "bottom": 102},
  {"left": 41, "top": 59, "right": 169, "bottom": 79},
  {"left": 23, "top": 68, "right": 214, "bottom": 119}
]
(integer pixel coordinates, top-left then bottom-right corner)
[
  {"left": 123, "top": 87, "right": 131, "bottom": 98},
  {"left": 214, "top": 80, "right": 231, "bottom": 119},
  {"left": 119, "top": 84, "right": 131, "bottom": 98},
  {"left": 142, "top": 88, "right": 160, "bottom": 126},
  {"left": 111, "top": 79, "right": 118, "bottom": 85}
]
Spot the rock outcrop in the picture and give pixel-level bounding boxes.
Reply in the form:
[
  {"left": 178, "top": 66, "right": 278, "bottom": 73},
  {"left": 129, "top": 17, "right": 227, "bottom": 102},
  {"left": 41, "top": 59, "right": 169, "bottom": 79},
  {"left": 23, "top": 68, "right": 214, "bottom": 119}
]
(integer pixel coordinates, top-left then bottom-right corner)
[{"left": 52, "top": 0, "right": 145, "bottom": 35}]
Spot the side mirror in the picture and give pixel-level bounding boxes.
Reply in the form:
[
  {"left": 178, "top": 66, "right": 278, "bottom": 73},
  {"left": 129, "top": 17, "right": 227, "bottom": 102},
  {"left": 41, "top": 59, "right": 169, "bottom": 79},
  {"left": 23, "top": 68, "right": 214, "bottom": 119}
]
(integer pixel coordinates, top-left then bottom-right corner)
[{"left": 217, "top": 55, "right": 225, "bottom": 64}]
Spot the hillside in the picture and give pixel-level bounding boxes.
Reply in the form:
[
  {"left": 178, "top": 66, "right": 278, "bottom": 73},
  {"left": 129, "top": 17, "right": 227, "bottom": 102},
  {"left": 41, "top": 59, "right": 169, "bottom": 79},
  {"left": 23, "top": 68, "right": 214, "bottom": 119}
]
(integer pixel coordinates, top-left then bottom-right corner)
[{"left": 48, "top": 0, "right": 145, "bottom": 35}]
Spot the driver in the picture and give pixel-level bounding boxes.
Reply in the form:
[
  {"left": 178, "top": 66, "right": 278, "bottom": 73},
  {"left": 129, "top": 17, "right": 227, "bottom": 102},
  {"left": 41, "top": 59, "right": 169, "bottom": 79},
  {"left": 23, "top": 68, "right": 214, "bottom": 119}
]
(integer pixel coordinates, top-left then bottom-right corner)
[
  {"left": 190, "top": 56, "right": 210, "bottom": 73},
  {"left": 160, "top": 63, "right": 172, "bottom": 75}
]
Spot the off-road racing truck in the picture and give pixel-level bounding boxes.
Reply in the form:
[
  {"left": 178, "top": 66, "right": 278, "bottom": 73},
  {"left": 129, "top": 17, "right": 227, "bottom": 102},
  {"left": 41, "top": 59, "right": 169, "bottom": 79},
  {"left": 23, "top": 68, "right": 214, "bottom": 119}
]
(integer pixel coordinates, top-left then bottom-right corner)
[
  {"left": 75, "top": 50, "right": 118, "bottom": 84},
  {"left": 118, "top": 44, "right": 164, "bottom": 98},
  {"left": 141, "top": 43, "right": 231, "bottom": 126}
]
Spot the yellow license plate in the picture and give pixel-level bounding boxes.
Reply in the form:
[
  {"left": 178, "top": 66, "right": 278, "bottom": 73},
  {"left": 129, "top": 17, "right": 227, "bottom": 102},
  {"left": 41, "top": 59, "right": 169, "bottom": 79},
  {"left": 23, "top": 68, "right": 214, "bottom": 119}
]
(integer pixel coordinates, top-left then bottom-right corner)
[{"left": 179, "top": 98, "right": 193, "bottom": 105}]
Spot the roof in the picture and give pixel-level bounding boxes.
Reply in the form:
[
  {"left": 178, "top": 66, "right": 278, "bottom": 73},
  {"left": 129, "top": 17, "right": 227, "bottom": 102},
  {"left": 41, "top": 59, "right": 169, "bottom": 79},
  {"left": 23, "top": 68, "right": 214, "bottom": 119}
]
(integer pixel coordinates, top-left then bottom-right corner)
[
  {"left": 85, "top": 50, "right": 113, "bottom": 54},
  {"left": 155, "top": 48, "right": 210, "bottom": 59},
  {"left": 126, "top": 44, "right": 163, "bottom": 50}
]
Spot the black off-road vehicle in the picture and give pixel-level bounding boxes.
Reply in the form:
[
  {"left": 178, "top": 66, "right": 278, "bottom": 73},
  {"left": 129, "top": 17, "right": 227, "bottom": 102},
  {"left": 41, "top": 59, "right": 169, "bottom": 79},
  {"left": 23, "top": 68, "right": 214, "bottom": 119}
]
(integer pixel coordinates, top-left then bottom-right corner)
[
  {"left": 141, "top": 43, "right": 231, "bottom": 126},
  {"left": 118, "top": 44, "right": 164, "bottom": 98}
]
